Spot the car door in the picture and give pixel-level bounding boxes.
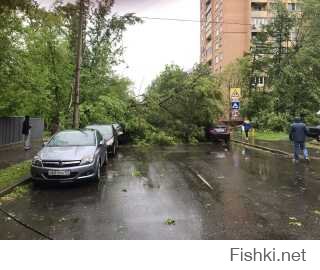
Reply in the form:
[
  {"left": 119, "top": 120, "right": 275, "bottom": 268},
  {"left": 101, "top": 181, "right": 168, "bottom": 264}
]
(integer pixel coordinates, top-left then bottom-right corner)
[{"left": 96, "top": 131, "right": 106, "bottom": 162}]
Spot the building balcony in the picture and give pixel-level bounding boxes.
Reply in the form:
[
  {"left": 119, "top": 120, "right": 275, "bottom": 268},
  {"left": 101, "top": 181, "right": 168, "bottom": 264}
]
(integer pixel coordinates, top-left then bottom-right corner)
[
  {"left": 251, "top": 0, "right": 268, "bottom": 3},
  {"left": 251, "top": 10, "right": 269, "bottom": 18}
]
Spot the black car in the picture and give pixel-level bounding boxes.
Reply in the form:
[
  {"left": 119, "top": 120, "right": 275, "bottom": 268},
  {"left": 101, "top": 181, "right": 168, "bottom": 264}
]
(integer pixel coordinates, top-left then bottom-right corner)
[
  {"left": 205, "top": 124, "right": 230, "bottom": 143},
  {"left": 86, "top": 124, "right": 118, "bottom": 156},
  {"left": 307, "top": 126, "right": 320, "bottom": 141},
  {"left": 112, "top": 123, "right": 127, "bottom": 144}
]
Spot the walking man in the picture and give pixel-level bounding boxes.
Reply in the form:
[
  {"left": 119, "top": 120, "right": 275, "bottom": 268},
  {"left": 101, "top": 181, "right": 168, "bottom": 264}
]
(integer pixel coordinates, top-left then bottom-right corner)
[
  {"left": 22, "top": 116, "right": 32, "bottom": 150},
  {"left": 289, "top": 117, "right": 309, "bottom": 162},
  {"left": 243, "top": 119, "right": 252, "bottom": 141}
]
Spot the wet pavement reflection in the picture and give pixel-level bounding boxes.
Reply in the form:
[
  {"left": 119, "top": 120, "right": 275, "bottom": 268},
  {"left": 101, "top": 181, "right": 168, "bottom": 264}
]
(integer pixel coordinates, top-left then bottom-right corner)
[{"left": 1, "top": 143, "right": 320, "bottom": 239}]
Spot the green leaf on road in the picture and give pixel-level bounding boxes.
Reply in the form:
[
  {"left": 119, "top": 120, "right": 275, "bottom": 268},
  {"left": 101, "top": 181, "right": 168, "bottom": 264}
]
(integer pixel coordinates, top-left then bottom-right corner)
[
  {"left": 313, "top": 210, "right": 320, "bottom": 215},
  {"left": 288, "top": 217, "right": 302, "bottom": 227},
  {"left": 132, "top": 169, "right": 142, "bottom": 177},
  {"left": 165, "top": 218, "right": 176, "bottom": 225}
]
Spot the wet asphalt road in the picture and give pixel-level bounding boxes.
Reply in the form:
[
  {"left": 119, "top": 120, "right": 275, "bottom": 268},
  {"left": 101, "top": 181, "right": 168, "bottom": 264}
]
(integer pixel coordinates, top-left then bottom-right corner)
[{"left": 1, "top": 143, "right": 320, "bottom": 240}]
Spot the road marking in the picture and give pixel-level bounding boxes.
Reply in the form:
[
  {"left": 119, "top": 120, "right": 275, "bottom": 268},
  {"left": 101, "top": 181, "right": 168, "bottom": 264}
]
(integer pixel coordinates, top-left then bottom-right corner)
[
  {"left": 177, "top": 162, "right": 214, "bottom": 191},
  {"left": 195, "top": 172, "right": 214, "bottom": 190}
]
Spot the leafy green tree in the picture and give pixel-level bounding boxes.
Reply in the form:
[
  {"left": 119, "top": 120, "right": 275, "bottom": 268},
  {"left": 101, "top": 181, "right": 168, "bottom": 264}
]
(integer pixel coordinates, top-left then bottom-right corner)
[
  {"left": 143, "top": 64, "right": 222, "bottom": 143},
  {"left": 237, "top": 0, "right": 320, "bottom": 130}
]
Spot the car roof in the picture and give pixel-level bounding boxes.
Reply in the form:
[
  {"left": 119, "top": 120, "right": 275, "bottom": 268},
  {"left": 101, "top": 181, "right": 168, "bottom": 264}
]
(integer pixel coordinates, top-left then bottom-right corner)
[
  {"left": 58, "top": 129, "right": 96, "bottom": 133},
  {"left": 86, "top": 124, "right": 112, "bottom": 127}
]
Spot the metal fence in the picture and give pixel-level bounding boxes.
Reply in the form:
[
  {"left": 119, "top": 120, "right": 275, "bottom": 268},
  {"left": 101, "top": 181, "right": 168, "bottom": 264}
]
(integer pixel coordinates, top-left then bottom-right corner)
[{"left": 0, "top": 117, "right": 44, "bottom": 146}]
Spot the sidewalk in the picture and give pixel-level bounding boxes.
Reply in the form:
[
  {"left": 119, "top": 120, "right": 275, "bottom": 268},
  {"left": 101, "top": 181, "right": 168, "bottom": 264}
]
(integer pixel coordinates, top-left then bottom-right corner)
[
  {"left": 0, "top": 141, "right": 42, "bottom": 170},
  {"left": 233, "top": 135, "right": 320, "bottom": 159}
]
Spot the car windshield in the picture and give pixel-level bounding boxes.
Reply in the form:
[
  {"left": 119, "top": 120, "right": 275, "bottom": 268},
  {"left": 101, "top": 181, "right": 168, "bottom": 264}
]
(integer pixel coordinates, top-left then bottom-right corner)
[
  {"left": 47, "top": 131, "right": 96, "bottom": 147},
  {"left": 86, "top": 125, "right": 113, "bottom": 137}
]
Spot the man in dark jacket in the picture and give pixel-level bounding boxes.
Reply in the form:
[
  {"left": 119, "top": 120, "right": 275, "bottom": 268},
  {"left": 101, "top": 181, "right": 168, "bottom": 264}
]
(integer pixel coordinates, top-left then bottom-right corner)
[
  {"left": 289, "top": 117, "right": 309, "bottom": 162},
  {"left": 22, "top": 115, "right": 32, "bottom": 150}
]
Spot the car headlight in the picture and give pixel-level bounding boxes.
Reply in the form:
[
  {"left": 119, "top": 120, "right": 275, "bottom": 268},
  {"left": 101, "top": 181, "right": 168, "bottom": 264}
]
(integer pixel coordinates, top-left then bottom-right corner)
[
  {"left": 106, "top": 138, "right": 114, "bottom": 146},
  {"left": 80, "top": 155, "right": 94, "bottom": 165},
  {"left": 32, "top": 156, "right": 42, "bottom": 167}
]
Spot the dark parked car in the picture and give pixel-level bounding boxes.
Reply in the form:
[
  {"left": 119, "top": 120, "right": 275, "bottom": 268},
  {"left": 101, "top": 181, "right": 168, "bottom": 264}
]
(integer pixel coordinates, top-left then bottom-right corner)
[
  {"left": 31, "top": 129, "right": 107, "bottom": 183},
  {"left": 307, "top": 126, "right": 320, "bottom": 141},
  {"left": 86, "top": 124, "right": 118, "bottom": 156},
  {"left": 205, "top": 124, "right": 230, "bottom": 143},
  {"left": 112, "top": 123, "right": 124, "bottom": 136},
  {"left": 112, "top": 123, "right": 127, "bottom": 144}
]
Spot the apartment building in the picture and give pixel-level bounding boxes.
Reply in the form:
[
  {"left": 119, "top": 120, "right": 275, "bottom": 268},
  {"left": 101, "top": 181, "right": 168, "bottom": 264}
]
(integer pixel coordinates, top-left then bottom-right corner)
[{"left": 200, "top": 0, "right": 299, "bottom": 74}]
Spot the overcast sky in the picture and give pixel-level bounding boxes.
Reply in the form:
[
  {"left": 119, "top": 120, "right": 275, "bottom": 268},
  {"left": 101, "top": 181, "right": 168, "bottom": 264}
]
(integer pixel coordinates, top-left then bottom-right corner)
[{"left": 37, "top": 0, "right": 200, "bottom": 94}]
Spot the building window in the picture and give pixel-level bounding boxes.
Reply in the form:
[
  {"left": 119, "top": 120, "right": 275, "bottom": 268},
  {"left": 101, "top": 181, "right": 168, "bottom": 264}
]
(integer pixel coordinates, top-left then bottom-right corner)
[
  {"left": 290, "top": 31, "right": 297, "bottom": 41},
  {"left": 252, "top": 17, "right": 269, "bottom": 30},
  {"left": 288, "top": 3, "right": 296, "bottom": 11},
  {"left": 251, "top": 2, "right": 267, "bottom": 11},
  {"left": 251, "top": 32, "right": 258, "bottom": 40},
  {"left": 254, "top": 76, "right": 266, "bottom": 87},
  {"left": 207, "top": 60, "right": 212, "bottom": 67},
  {"left": 215, "top": 55, "right": 219, "bottom": 64}
]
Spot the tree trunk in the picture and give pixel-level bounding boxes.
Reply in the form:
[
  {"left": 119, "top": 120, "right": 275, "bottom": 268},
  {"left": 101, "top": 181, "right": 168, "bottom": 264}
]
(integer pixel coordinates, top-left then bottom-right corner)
[{"left": 72, "top": 0, "right": 85, "bottom": 129}]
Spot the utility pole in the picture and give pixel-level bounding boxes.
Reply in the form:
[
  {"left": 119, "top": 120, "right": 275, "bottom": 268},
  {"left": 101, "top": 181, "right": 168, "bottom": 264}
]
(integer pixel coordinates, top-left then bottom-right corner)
[{"left": 72, "top": 0, "right": 85, "bottom": 129}]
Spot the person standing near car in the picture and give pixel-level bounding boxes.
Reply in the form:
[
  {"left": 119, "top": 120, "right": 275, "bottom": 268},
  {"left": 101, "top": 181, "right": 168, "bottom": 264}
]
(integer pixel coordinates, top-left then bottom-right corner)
[
  {"left": 243, "top": 119, "right": 252, "bottom": 141},
  {"left": 22, "top": 115, "right": 32, "bottom": 150},
  {"left": 289, "top": 117, "right": 309, "bottom": 162}
]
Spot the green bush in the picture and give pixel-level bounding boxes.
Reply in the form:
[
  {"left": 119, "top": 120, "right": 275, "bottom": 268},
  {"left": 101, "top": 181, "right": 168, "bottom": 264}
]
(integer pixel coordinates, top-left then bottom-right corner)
[
  {"left": 252, "top": 112, "right": 290, "bottom": 132},
  {"left": 146, "top": 131, "right": 177, "bottom": 146},
  {"left": 304, "top": 114, "right": 320, "bottom": 126}
]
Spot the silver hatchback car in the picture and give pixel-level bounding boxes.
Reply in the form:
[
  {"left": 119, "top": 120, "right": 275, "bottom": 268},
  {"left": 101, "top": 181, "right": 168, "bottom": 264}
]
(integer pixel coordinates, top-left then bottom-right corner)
[{"left": 31, "top": 129, "right": 107, "bottom": 183}]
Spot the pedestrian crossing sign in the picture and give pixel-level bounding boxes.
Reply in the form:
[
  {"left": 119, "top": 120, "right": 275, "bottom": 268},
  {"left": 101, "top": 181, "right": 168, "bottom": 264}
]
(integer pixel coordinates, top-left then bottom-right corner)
[
  {"left": 231, "top": 101, "right": 240, "bottom": 110},
  {"left": 230, "top": 88, "right": 241, "bottom": 100}
]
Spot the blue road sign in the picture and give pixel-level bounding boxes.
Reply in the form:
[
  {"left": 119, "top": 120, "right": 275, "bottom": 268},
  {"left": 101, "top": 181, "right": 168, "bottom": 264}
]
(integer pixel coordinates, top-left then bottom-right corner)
[{"left": 231, "top": 101, "right": 240, "bottom": 110}]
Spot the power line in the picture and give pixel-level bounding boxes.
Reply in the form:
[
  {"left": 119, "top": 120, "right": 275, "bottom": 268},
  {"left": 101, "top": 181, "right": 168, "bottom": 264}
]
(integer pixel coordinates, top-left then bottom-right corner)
[{"left": 140, "top": 16, "right": 252, "bottom": 26}]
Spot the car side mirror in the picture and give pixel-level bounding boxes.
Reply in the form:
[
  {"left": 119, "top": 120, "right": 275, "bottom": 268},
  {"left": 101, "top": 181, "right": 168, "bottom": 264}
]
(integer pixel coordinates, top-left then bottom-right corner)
[
  {"left": 99, "top": 140, "right": 104, "bottom": 146},
  {"left": 42, "top": 141, "right": 48, "bottom": 147}
]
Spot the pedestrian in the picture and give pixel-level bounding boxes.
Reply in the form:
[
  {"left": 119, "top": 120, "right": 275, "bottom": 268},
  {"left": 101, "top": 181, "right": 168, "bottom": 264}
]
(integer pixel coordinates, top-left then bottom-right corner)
[
  {"left": 289, "top": 117, "right": 309, "bottom": 162},
  {"left": 22, "top": 115, "right": 32, "bottom": 150},
  {"left": 243, "top": 119, "right": 252, "bottom": 141}
]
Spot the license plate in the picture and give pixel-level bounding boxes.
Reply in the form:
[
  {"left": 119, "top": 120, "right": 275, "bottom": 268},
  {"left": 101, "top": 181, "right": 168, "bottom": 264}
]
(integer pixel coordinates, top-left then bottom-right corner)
[
  {"left": 48, "top": 170, "right": 70, "bottom": 176},
  {"left": 214, "top": 128, "right": 225, "bottom": 133}
]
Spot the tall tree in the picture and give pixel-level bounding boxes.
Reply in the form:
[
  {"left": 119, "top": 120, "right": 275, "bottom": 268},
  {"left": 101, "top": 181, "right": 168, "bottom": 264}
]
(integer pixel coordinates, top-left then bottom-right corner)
[{"left": 72, "top": 0, "right": 85, "bottom": 128}]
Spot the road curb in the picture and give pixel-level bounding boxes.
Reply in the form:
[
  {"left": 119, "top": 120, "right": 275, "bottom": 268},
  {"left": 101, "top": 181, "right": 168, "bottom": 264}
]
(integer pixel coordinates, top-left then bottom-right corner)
[
  {"left": 0, "top": 174, "right": 31, "bottom": 198},
  {"left": 232, "top": 139, "right": 292, "bottom": 156},
  {"left": 232, "top": 139, "right": 320, "bottom": 160}
]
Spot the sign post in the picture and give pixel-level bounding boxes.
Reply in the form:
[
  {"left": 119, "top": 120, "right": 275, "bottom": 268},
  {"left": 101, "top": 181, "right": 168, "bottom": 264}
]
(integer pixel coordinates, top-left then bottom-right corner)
[{"left": 229, "top": 88, "right": 241, "bottom": 121}]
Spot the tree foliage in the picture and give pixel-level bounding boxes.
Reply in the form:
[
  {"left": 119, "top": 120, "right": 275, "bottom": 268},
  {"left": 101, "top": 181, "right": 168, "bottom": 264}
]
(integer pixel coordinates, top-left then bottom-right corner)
[
  {"left": 134, "top": 64, "right": 223, "bottom": 144},
  {"left": 0, "top": 0, "right": 140, "bottom": 134}
]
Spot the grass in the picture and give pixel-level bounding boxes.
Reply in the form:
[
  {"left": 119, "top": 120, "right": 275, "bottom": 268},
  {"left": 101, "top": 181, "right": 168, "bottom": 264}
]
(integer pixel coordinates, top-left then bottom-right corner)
[
  {"left": 0, "top": 185, "right": 29, "bottom": 202},
  {"left": 252, "top": 130, "right": 288, "bottom": 141},
  {"left": 0, "top": 160, "right": 31, "bottom": 191}
]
